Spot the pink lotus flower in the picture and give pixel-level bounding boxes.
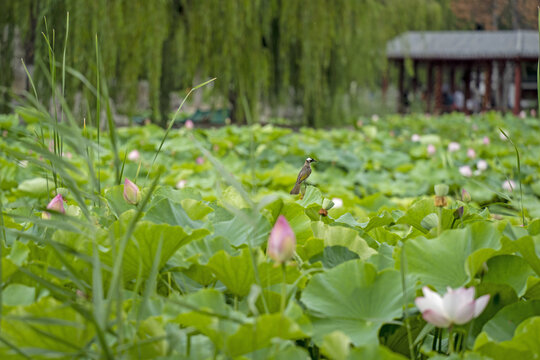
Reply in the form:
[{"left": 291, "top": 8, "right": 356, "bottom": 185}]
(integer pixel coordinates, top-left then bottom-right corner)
[
  {"left": 185, "top": 119, "right": 194, "bottom": 129},
  {"left": 123, "top": 179, "right": 140, "bottom": 204},
  {"left": 482, "top": 136, "right": 490, "bottom": 145},
  {"left": 415, "top": 286, "right": 490, "bottom": 328},
  {"left": 196, "top": 157, "right": 205, "bottom": 165},
  {"left": 331, "top": 197, "right": 343, "bottom": 209},
  {"left": 519, "top": 110, "right": 526, "bottom": 119},
  {"left": 128, "top": 150, "right": 140, "bottom": 162},
  {"left": 502, "top": 180, "right": 516, "bottom": 192},
  {"left": 411, "top": 134, "right": 421, "bottom": 142},
  {"left": 477, "top": 159, "right": 488, "bottom": 171},
  {"left": 459, "top": 165, "right": 472, "bottom": 177},
  {"left": 427, "top": 144, "right": 436, "bottom": 155},
  {"left": 267, "top": 215, "right": 296, "bottom": 264},
  {"left": 531, "top": 109, "right": 537, "bottom": 117},
  {"left": 176, "top": 179, "right": 187, "bottom": 189},
  {"left": 467, "top": 148, "right": 476, "bottom": 159},
  {"left": 42, "top": 194, "right": 65, "bottom": 219},
  {"left": 448, "top": 142, "right": 460, "bottom": 152}
]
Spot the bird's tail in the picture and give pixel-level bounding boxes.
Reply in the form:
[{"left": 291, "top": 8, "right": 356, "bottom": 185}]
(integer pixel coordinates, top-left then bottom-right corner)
[{"left": 290, "top": 183, "right": 301, "bottom": 195}]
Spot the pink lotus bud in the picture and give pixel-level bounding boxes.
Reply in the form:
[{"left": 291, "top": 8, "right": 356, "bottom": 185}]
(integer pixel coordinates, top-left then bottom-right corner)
[
  {"left": 427, "top": 144, "right": 436, "bottom": 155},
  {"left": 185, "top": 119, "right": 194, "bottom": 129},
  {"left": 128, "top": 150, "right": 140, "bottom": 162},
  {"left": 176, "top": 179, "right": 187, "bottom": 189},
  {"left": 123, "top": 179, "right": 140, "bottom": 204},
  {"left": 415, "top": 286, "right": 489, "bottom": 328},
  {"left": 482, "top": 136, "right": 490, "bottom": 145},
  {"left": 459, "top": 165, "right": 472, "bottom": 177},
  {"left": 448, "top": 142, "right": 460, "bottom": 152},
  {"left": 477, "top": 159, "right": 488, "bottom": 171},
  {"left": 43, "top": 194, "right": 65, "bottom": 219},
  {"left": 411, "top": 134, "right": 421, "bottom": 142},
  {"left": 461, "top": 188, "right": 471, "bottom": 202},
  {"left": 196, "top": 157, "right": 205, "bottom": 165},
  {"left": 519, "top": 110, "right": 526, "bottom": 119},
  {"left": 267, "top": 215, "right": 296, "bottom": 264},
  {"left": 467, "top": 148, "right": 476, "bottom": 159},
  {"left": 502, "top": 180, "right": 516, "bottom": 192}
]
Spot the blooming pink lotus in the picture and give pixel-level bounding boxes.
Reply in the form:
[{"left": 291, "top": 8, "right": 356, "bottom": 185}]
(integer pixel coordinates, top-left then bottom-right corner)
[
  {"left": 123, "top": 178, "right": 140, "bottom": 204},
  {"left": 502, "top": 180, "right": 516, "bottom": 192},
  {"left": 459, "top": 165, "right": 472, "bottom": 177},
  {"left": 467, "top": 148, "right": 476, "bottom": 159},
  {"left": 477, "top": 159, "right": 488, "bottom": 171},
  {"left": 427, "top": 144, "right": 436, "bottom": 155},
  {"left": 176, "top": 179, "right": 187, "bottom": 189},
  {"left": 331, "top": 197, "right": 343, "bottom": 209},
  {"left": 482, "top": 136, "right": 490, "bottom": 145},
  {"left": 128, "top": 150, "right": 140, "bottom": 162},
  {"left": 42, "top": 194, "right": 65, "bottom": 219},
  {"left": 267, "top": 215, "right": 296, "bottom": 264},
  {"left": 411, "top": 134, "right": 421, "bottom": 142},
  {"left": 185, "top": 119, "right": 194, "bottom": 129},
  {"left": 415, "top": 286, "right": 489, "bottom": 328},
  {"left": 448, "top": 142, "right": 460, "bottom": 152},
  {"left": 196, "top": 157, "right": 205, "bottom": 165}
]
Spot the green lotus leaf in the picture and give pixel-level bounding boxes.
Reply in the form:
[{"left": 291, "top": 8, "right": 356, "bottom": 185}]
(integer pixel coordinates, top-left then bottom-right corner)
[
  {"left": 311, "top": 222, "right": 376, "bottom": 260},
  {"left": 103, "top": 211, "right": 209, "bottom": 281},
  {"left": 483, "top": 255, "right": 533, "bottom": 296},
  {"left": 301, "top": 260, "right": 403, "bottom": 346},
  {"left": 1, "top": 297, "right": 95, "bottom": 355},
  {"left": 475, "top": 316, "right": 540, "bottom": 359},
  {"left": 482, "top": 300, "right": 540, "bottom": 342},
  {"left": 404, "top": 221, "right": 505, "bottom": 291}
]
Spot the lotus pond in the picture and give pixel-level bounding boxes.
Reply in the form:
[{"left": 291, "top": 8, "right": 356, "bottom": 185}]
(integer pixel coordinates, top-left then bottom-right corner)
[{"left": 1, "top": 110, "right": 540, "bottom": 359}]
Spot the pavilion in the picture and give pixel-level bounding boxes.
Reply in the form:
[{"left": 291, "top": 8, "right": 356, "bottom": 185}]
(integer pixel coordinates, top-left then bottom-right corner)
[{"left": 386, "top": 30, "right": 539, "bottom": 114}]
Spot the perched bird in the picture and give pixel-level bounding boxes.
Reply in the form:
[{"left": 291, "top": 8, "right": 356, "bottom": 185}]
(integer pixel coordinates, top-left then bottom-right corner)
[{"left": 290, "top": 157, "right": 316, "bottom": 194}]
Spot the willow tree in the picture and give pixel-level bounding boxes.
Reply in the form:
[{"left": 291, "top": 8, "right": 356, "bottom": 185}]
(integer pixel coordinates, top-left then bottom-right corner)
[{"left": 1, "top": 0, "right": 453, "bottom": 127}]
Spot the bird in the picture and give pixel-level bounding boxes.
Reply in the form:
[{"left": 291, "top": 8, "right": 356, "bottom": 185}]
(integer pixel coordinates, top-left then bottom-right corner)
[{"left": 290, "top": 157, "right": 316, "bottom": 194}]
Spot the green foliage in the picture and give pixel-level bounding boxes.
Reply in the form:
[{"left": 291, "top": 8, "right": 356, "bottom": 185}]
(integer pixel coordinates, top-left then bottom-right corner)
[{"left": 2, "top": 76, "right": 540, "bottom": 357}]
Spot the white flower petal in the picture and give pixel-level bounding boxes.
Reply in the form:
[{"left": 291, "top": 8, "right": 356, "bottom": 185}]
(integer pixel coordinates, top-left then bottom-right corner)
[
  {"left": 422, "top": 309, "right": 452, "bottom": 328},
  {"left": 473, "top": 295, "right": 490, "bottom": 317}
]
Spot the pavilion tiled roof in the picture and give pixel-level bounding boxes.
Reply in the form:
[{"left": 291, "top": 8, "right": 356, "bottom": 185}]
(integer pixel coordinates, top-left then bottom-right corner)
[{"left": 386, "top": 30, "right": 539, "bottom": 60}]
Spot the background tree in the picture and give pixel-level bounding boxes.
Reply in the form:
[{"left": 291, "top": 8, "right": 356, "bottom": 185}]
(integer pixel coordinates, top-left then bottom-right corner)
[{"left": 1, "top": 0, "right": 457, "bottom": 127}]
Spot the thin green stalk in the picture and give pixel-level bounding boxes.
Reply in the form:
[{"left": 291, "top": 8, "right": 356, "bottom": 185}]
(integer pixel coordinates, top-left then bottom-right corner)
[
  {"left": 437, "top": 206, "right": 442, "bottom": 236},
  {"left": 448, "top": 326, "right": 454, "bottom": 354},
  {"left": 95, "top": 34, "right": 101, "bottom": 197},
  {"left": 400, "top": 244, "right": 415, "bottom": 360},
  {"left": 145, "top": 78, "right": 216, "bottom": 185},
  {"left": 499, "top": 128, "right": 525, "bottom": 226},
  {"left": 280, "top": 263, "right": 287, "bottom": 314}
]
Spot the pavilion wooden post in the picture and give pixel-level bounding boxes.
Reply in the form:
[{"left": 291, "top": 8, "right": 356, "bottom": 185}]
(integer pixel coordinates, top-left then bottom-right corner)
[
  {"left": 434, "top": 62, "right": 443, "bottom": 114},
  {"left": 513, "top": 60, "right": 521, "bottom": 115},
  {"left": 498, "top": 61, "right": 506, "bottom": 110},
  {"left": 412, "top": 60, "right": 419, "bottom": 96},
  {"left": 397, "top": 60, "right": 405, "bottom": 113},
  {"left": 382, "top": 67, "right": 389, "bottom": 106},
  {"left": 449, "top": 66, "right": 456, "bottom": 93},
  {"left": 463, "top": 66, "right": 471, "bottom": 114},
  {"left": 482, "top": 61, "right": 492, "bottom": 111},
  {"left": 426, "top": 62, "right": 433, "bottom": 113}
]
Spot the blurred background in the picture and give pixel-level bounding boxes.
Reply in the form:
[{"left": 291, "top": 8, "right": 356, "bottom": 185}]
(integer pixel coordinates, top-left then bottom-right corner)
[{"left": 1, "top": 0, "right": 538, "bottom": 127}]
